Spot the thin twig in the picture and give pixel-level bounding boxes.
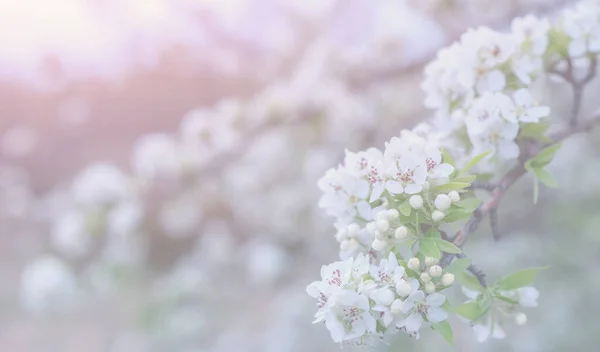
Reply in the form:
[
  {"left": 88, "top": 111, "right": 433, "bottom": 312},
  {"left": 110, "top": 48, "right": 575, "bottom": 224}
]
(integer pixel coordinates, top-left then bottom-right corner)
[
  {"left": 470, "top": 181, "right": 498, "bottom": 191},
  {"left": 442, "top": 111, "right": 600, "bottom": 287},
  {"left": 489, "top": 207, "right": 501, "bottom": 241},
  {"left": 456, "top": 253, "right": 487, "bottom": 287}
]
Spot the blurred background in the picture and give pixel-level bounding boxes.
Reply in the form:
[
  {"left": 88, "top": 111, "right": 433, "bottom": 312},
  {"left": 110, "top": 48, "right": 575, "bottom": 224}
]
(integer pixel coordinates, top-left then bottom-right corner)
[{"left": 1, "top": 0, "right": 599, "bottom": 351}]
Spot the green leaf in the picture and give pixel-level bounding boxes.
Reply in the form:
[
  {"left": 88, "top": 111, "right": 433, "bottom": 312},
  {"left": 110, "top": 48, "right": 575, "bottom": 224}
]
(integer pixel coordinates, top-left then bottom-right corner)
[
  {"left": 494, "top": 294, "right": 519, "bottom": 305},
  {"left": 494, "top": 267, "right": 547, "bottom": 291},
  {"left": 459, "top": 150, "right": 491, "bottom": 175},
  {"left": 419, "top": 238, "right": 440, "bottom": 259},
  {"left": 441, "top": 149, "right": 456, "bottom": 169},
  {"left": 527, "top": 144, "right": 562, "bottom": 169},
  {"left": 519, "top": 122, "right": 551, "bottom": 142},
  {"left": 433, "top": 238, "right": 462, "bottom": 254},
  {"left": 533, "top": 168, "right": 558, "bottom": 188},
  {"left": 454, "top": 301, "right": 486, "bottom": 321},
  {"left": 399, "top": 201, "right": 412, "bottom": 217},
  {"left": 532, "top": 176, "right": 539, "bottom": 204},
  {"left": 424, "top": 227, "right": 441, "bottom": 239},
  {"left": 433, "top": 182, "right": 471, "bottom": 193},
  {"left": 444, "top": 257, "right": 472, "bottom": 275},
  {"left": 455, "top": 198, "right": 482, "bottom": 212},
  {"left": 432, "top": 321, "right": 454, "bottom": 345},
  {"left": 458, "top": 272, "right": 484, "bottom": 291},
  {"left": 443, "top": 209, "right": 473, "bottom": 223},
  {"left": 453, "top": 174, "right": 476, "bottom": 184},
  {"left": 547, "top": 28, "right": 570, "bottom": 57}
]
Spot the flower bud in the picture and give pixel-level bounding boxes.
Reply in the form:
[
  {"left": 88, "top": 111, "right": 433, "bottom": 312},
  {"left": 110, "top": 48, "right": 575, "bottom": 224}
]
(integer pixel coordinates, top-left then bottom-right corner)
[
  {"left": 394, "top": 226, "right": 408, "bottom": 240},
  {"left": 515, "top": 312, "right": 527, "bottom": 325},
  {"left": 424, "top": 282, "right": 436, "bottom": 294},
  {"left": 409, "top": 195, "right": 424, "bottom": 209},
  {"left": 434, "top": 194, "right": 452, "bottom": 211},
  {"left": 407, "top": 257, "right": 420, "bottom": 271},
  {"left": 441, "top": 273, "right": 455, "bottom": 286},
  {"left": 376, "top": 219, "right": 390, "bottom": 232},
  {"left": 340, "top": 239, "right": 351, "bottom": 251},
  {"left": 432, "top": 210, "right": 445, "bottom": 222},
  {"left": 429, "top": 265, "right": 443, "bottom": 278},
  {"left": 424, "top": 257, "right": 438, "bottom": 267},
  {"left": 347, "top": 223, "right": 360, "bottom": 238},
  {"left": 448, "top": 191, "right": 460, "bottom": 203},
  {"left": 420, "top": 272, "right": 431, "bottom": 283},
  {"left": 386, "top": 209, "right": 399, "bottom": 220},
  {"left": 335, "top": 229, "right": 348, "bottom": 242},
  {"left": 395, "top": 279, "right": 412, "bottom": 297},
  {"left": 371, "top": 288, "right": 395, "bottom": 306},
  {"left": 423, "top": 181, "right": 430, "bottom": 191},
  {"left": 372, "top": 239, "right": 388, "bottom": 252},
  {"left": 390, "top": 299, "right": 403, "bottom": 315},
  {"left": 374, "top": 229, "right": 386, "bottom": 240},
  {"left": 365, "top": 222, "right": 377, "bottom": 234}
]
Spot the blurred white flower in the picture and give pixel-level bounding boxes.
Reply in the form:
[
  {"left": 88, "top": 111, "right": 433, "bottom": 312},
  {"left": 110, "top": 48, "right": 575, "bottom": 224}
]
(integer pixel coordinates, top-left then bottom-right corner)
[
  {"left": 72, "top": 162, "right": 129, "bottom": 206},
  {"left": 159, "top": 195, "right": 202, "bottom": 238},
  {"left": 246, "top": 241, "right": 289, "bottom": 286},
  {"left": 20, "top": 255, "right": 77, "bottom": 312},
  {"left": 51, "top": 210, "right": 92, "bottom": 257}
]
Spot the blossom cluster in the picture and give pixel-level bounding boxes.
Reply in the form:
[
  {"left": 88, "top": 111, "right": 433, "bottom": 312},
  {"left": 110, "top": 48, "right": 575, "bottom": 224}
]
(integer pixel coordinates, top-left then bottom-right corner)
[
  {"left": 318, "top": 125, "right": 475, "bottom": 259},
  {"left": 307, "top": 252, "right": 454, "bottom": 345},
  {"left": 304, "top": 3, "right": 600, "bottom": 346},
  {"left": 422, "top": 16, "right": 552, "bottom": 171}
]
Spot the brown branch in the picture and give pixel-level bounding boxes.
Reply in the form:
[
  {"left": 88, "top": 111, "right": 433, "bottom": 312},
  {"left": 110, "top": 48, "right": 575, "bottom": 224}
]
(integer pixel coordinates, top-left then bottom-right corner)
[{"left": 452, "top": 110, "right": 600, "bottom": 248}]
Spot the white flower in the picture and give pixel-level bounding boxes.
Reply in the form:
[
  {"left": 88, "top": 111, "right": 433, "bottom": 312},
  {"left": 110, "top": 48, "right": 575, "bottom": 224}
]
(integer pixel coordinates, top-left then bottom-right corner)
[
  {"left": 51, "top": 211, "right": 92, "bottom": 258},
  {"left": 518, "top": 286, "right": 540, "bottom": 307},
  {"left": 20, "top": 255, "right": 78, "bottom": 312},
  {"left": 371, "top": 287, "right": 395, "bottom": 306},
  {"left": 71, "top": 163, "right": 129, "bottom": 206},
  {"left": 131, "top": 134, "right": 182, "bottom": 179},
  {"left": 158, "top": 196, "right": 201, "bottom": 238},
  {"left": 397, "top": 291, "right": 448, "bottom": 337},
  {"left": 318, "top": 168, "right": 372, "bottom": 224},
  {"left": 344, "top": 148, "right": 384, "bottom": 178},
  {"left": 466, "top": 94, "right": 520, "bottom": 160},
  {"left": 563, "top": 4, "right": 600, "bottom": 57},
  {"left": 370, "top": 252, "right": 404, "bottom": 285},
  {"left": 307, "top": 258, "right": 355, "bottom": 322},
  {"left": 386, "top": 155, "right": 428, "bottom": 195},
  {"left": 512, "top": 15, "right": 550, "bottom": 56},
  {"left": 472, "top": 317, "right": 506, "bottom": 342},
  {"left": 512, "top": 89, "right": 550, "bottom": 123},
  {"left": 325, "top": 292, "right": 377, "bottom": 343}
]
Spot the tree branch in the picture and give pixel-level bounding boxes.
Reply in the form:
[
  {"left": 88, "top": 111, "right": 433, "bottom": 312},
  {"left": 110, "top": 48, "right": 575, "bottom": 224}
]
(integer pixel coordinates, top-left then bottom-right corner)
[{"left": 452, "top": 110, "right": 600, "bottom": 248}]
